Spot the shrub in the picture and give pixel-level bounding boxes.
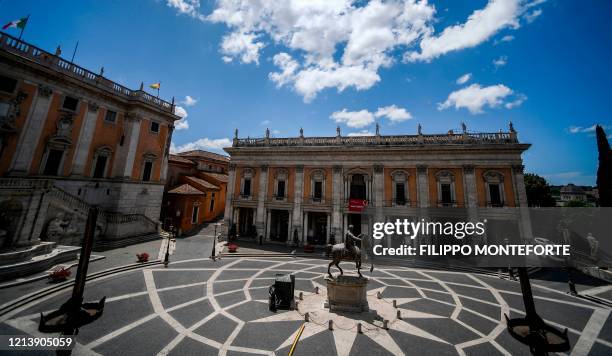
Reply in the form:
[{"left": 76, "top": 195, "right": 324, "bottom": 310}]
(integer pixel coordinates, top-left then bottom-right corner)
[{"left": 48, "top": 266, "right": 71, "bottom": 283}]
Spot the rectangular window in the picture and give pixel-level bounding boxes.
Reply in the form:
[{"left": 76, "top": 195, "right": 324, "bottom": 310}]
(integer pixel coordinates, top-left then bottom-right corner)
[
  {"left": 192, "top": 205, "right": 199, "bottom": 224},
  {"left": 243, "top": 179, "right": 251, "bottom": 196},
  {"left": 92, "top": 155, "right": 108, "bottom": 178},
  {"left": 150, "top": 121, "right": 160, "bottom": 133},
  {"left": 43, "top": 149, "right": 64, "bottom": 176},
  {"left": 314, "top": 181, "right": 323, "bottom": 200},
  {"left": 0, "top": 75, "right": 17, "bottom": 93},
  {"left": 277, "top": 180, "right": 285, "bottom": 198},
  {"left": 62, "top": 96, "right": 79, "bottom": 111},
  {"left": 441, "top": 184, "right": 452, "bottom": 204},
  {"left": 489, "top": 184, "right": 502, "bottom": 206},
  {"left": 395, "top": 183, "right": 406, "bottom": 205},
  {"left": 209, "top": 199, "right": 215, "bottom": 212},
  {"left": 142, "top": 161, "right": 153, "bottom": 182},
  {"left": 104, "top": 110, "right": 117, "bottom": 123},
  {"left": 0, "top": 102, "right": 10, "bottom": 117}
]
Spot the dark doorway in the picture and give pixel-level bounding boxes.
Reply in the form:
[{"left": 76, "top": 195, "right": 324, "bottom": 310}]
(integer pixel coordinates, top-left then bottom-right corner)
[
  {"left": 43, "top": 149, "right": 63, "bottom": 176},
  {"left": 307, "top": 212, "right": 327, "bottom": 245},
  {"left": 489, "top": 184, "right": 502, "bottom": 206},
  {"left": 269, "top": 210, "right": 289, "bottom": 242},
  {"left": 237, "top": 207, "right": 254, "bottom": 236},
  {"left": 92, "top": 156, "right": 107, "bottom": 178},
  {"left": 350, "top": 174, "right": 366, "bottom": 200}
]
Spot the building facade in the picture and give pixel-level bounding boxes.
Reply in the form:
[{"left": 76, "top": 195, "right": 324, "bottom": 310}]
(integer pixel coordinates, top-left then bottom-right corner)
[
  {"left": 0, "top": 31, "right": 178, "bottom": 251},
  {"left": 162, "top": 151, "right": 229, "bottom": 234},
  {"left": 224, "top": 125, "right": 532, "bottom": 246}
]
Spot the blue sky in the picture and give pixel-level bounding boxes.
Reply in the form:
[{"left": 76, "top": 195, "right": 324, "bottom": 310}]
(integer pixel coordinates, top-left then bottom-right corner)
[{"left": 2, "top": 0, "right": 610, "bottom": 186}]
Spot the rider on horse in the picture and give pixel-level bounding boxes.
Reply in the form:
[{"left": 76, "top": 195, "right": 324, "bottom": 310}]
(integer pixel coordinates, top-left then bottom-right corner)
[{"left": 344, "top": 225, "right": 361, "bottom": 257}]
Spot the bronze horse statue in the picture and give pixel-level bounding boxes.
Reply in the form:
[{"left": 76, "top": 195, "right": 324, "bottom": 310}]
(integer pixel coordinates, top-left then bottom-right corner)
[{"left": 327, "top": 227, "right": 373, "bottom": 278}]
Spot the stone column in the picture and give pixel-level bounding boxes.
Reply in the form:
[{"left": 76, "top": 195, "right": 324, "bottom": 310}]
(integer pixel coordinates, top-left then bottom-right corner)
[
  {"left": 292, "top": 165, "right": 304, "bottom": 240},
  {"left": 331, "top": 165, "right": 343, "bottom": 237},
  {"left": 223, "top": 164, "right": 236, "bottom": 229},
  {"left": 70, "top": 101, "right": 100, "bottom": 176},
  {"left": 9, "top": 85, "right": 53, "bottom": 175},
  {"left": 255, "top": 165, "right": 268, "bottom": 236},
  {"left": 462, "top": 165, "right": 478, "bottom": 208},
  {"left": 303, "top": 211, "right": 308, "bottom": 244},
  {"left": 512, "top": 164, "right": 533, "bottom": 242},
  {"left": 416, "top": 165, "right": 429, "bottom": 208},
  {"left": 326, "top": 213, "right": 331, "bottom": 244},
  {"left": 373, "top": 164, "right": 384, "bottom": 224},
  {"left": 112, "top": 113, "right": 141, "bottom": 179},
  {"left": 265, "top": 210, "right": 271, "bottom": 240}
]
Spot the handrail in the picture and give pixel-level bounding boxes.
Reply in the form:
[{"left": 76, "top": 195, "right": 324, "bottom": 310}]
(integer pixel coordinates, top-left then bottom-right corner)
[{"left": 0, "top": 31, "right": 174, "bottom": 113}]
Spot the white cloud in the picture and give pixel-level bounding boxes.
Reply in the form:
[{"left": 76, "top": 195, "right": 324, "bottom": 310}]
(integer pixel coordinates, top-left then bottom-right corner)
[
  {"left": 166, "top": 0, "right": 205, "bottom": 20},
  {"left": 174, "top": 105, "right": 189, "bottom": 130},
  {"left": 456, "top": 73, "right": 472, "bottom": 85},
  {"left": 181, "top": 95, "right": 198, "bottom": 106},
  {"left": 171, "top": 137, "right": 232, "bottom": 153},
  {"left": 493, "top": 55, "right": 508, "bottom": 68},
  {"left": 505, "top": 93, "right": 527, "bottom": 109},
  {"left": 348, "top": 130, "right": 374, "bottom": 137},
  {"left": 499, "top": 35, "right": 514, "bottom": 42},
  {"left": 567, "top": 124, "right": 612, "bottom": 134},
  {"left": 330, "top": 109, "right": 374, "bottom": 129},
  {"left": 438, "top": 83, "right": 514, "bottom": 114},
  {"left": 260, "top": 119, "right": 271, "bottom": 125},
  {"left": 406, "top": 0, "right": 521, "bottom": 62},
  {"left": 374, "top": 105, "right": 412, "bottom": 123},
  {"left": 167, "top": 0, "right": 541, "bottom": 101},
  {"left": 524, "top": 9, "right": 542, "bottom": 23}
]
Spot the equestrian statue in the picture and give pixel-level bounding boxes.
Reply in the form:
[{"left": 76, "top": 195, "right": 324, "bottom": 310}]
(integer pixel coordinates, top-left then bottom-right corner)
[{"left": 327, "top": 225, "right": 374, "bottom": 278}]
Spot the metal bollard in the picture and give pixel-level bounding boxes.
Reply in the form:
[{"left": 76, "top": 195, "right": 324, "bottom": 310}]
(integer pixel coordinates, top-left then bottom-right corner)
[
  {"left": 329, "top": 320, "right": 333, "bottom": 330},
  {"left": 315, "top": 286, "right": 319, "bottom": 294},
  {"left": 393, "top": 299, "right": 397, "bottom": 308},
  {"left": 382, "top": 319, "right": 388, "bottom": 330},
  {"left": 299, "top": 292, "right": 303, "bottom": 300},
  {"left": 397, "top": 310, "right": 401, "bottom": 319},
  {"left": 305, "top": 312, "right": 309, "bottom": 322},
  {"left": 357, "top": 323, "right": 362, "bottom": 333},
  {"left": 377, "top": 291, "right": 382, "bottom": 299}
]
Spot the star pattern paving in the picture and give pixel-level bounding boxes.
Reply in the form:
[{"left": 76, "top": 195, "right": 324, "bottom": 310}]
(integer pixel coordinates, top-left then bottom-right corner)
[{"left": 1, "top": 257, "right": 611, "bottom": 355}]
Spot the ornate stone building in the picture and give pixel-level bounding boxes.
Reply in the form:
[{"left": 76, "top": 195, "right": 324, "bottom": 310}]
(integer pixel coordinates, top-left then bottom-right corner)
[
  {"left": 0, "top": 31, "right": 178, "bottom": 255},
  {"left": 224, "top": 124, "right": 532, "bottom": 246}
]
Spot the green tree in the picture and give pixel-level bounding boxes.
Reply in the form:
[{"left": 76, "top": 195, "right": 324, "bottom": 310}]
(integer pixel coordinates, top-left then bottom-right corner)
[
  {"left": 524, "top": 173, "right": 556, "bottom": 207},
  {"left": 564, "top": 199, "right": 589, "bottom": 207},
  {"left": 596, "top": 125, "right": 612, "bottom": 207}
]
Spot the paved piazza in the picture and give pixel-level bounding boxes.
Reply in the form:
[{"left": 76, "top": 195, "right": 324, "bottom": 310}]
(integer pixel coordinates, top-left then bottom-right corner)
[{"left": 1, "top": 257, "right": 611, "bottom": 355}]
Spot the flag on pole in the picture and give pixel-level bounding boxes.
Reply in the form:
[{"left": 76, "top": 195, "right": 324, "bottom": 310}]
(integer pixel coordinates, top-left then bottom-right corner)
[
  {"left": 149, "top": 82, "right": 161, "bottom": 90},
  {"left": 2, "top": 17, "right": 28, "bottom": 31}
]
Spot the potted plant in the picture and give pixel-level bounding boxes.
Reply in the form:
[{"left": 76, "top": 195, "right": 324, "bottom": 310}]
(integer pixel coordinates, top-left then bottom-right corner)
[
  {"left": 228, "top": 243, "right": 238, "bottom": 253},
  {"left": 136, "top": 252, "right": 150, "bottom": 263},
  {"left": 48, "top": 266, "right": 71, "bottom": 283}
]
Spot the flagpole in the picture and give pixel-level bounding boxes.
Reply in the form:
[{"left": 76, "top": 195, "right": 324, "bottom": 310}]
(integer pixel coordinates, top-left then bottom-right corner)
[
  {"left": 18, "top": 14, "right": 29, "bottom": 40},
  {"left": 71, "top": 41, "right": 79, "bottom": 63},
  {"left": 157, "top": 82, "right": 160, "bottom": 98}
]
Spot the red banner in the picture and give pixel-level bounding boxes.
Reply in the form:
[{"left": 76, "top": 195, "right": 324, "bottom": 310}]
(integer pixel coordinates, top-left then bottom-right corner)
[{"left": 348, "top": 199, "right": 368, "bottom": 212}]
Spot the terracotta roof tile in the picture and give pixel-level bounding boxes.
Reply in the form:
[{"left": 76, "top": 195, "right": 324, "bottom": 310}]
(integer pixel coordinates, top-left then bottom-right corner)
[
  {"left": 167, "top": 183, "right": 204, "bottom": 195},
  {"left": 200, "top": 172, "right": 229, "bottom": 183},
  {"left": 169, "top": 154, "right": 196, "bottom": 165},
  {"left": 185, "top": 176, "right": 220, "bottom": 190},
  {"left": 177, "top": 150, "right": 230, "bottom": 162}
]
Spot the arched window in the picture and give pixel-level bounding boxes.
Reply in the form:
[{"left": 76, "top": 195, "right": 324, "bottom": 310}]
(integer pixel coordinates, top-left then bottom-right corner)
[
  {"left": 436, "top": 170, "right": 456, "bottom": 207},
  {"left": 391, "top": 170, "right": 409, "bottom": 206},
  {"left": 91, "top": 146, "right": 112, "bottom": 178},
  {"left": 273, "top": 168, "right": 288, "bottom": 201},
  {"left": 40, "top": 115, "right": 73, "bottom": 176},
  {"left": 483, "top": 171, "right": 505, "bottom": 207},
  {"left": 310, "top": 169, "right": 326, "bottom": 203}
]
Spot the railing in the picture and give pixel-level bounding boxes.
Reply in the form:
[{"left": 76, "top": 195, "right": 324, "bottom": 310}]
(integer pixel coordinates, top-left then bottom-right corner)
[
  {"left": 305, "top": 196, "right": 330, "bottom": 205},
  {"left": 0, "top": 31, "right": 174, "bottom": 113},
  {"left": 487, "top": 201, "right": 505, "bottom": 208},
  {"left": 234, "top": 131, "right": 519, "bottom": 147},
  {"left": 437, "top": 200, "right": 466, "bottom": 208},
  {"left": 383, "top": 199, "right": 416, "bottom": 208}
]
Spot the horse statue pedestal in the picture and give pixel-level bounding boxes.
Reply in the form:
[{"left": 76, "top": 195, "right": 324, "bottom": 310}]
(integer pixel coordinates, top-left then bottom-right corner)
[{"left": 325, "top": 276, "right": 369, "bottom": 313}]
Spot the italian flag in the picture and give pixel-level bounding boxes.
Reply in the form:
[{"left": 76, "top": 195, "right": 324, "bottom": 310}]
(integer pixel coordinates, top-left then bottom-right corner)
[{"left": 2, "top": 17, "right": 28, "bottom": 31}]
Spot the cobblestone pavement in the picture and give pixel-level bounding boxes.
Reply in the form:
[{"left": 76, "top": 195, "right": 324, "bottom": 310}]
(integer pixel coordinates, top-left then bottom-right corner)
[{"left": 1, "top": 256, "right": 611, "bottom": 356}]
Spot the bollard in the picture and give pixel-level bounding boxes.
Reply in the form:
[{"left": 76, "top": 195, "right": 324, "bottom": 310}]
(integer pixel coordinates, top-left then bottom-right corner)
[
  {"left": 299, "top": 292, "right": 303, "bottom": 300},
  {"left": 329, "top": 320, "right": 333, "bottom": 330},
  {"left": 357, "top": 323, "right": 362, "bottom": 333},
  {"left": 382, "top": 320, "right": 388, "bottom": 330},
  {"left": 397, "top": 310, "right": 401, "bottom": 319},
  {"left": 305, "top": 312, "right": 309, "bottom": 322},
  {"left": 315, "top": 286, "right": 319, "bottom": 294},
  {"left": 377, "top": 291, "right": 382, "bottom": 299},
  {"left": 393, "top": 299, "right": 397, "bottom": 308}
]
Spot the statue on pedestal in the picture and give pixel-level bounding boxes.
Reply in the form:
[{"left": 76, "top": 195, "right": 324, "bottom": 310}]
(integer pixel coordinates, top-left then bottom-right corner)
[{"left": 327, "top": 225, "right": 373, "bottom": 278}]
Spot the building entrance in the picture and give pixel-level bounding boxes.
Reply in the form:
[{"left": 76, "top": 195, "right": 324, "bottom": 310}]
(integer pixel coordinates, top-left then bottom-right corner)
[
  {"left": 237, "top": 207, "right": 254, "bottom": 237},
  {"left": 306, "top": 212, "right": 327, "bottom": 245},
  {"left": 269, "top": 209, "right": 289, "bottom": 242}
]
